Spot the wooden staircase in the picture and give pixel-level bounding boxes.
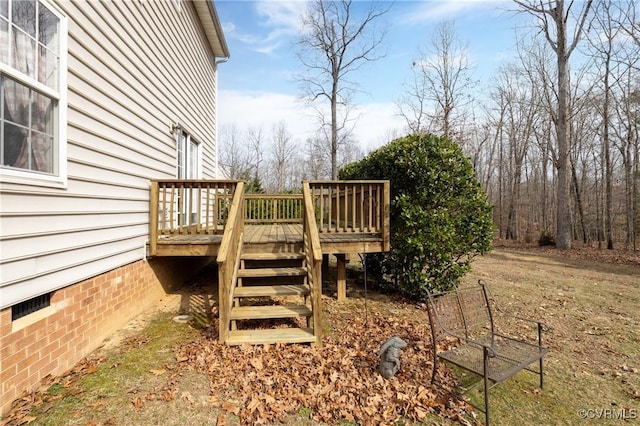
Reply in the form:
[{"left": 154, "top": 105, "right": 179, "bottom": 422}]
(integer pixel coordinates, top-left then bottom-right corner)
[
  {"left": 214, "top": 180, "right": 389, "bottom": 346},
  {"left": 226, "top": 250, "right": 318, "bottom": 345}
]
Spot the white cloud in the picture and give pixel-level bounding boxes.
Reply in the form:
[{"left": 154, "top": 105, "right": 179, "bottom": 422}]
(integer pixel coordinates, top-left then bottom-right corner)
[
  {"left": 255, "top": 0, "right": 307, "bottom": 33},
  {"left": 352, "top": 102, "right": 406, "bottom": 151},
  {"left": 399, "top": 0, "right": 510, "bottom": 25},
  {"left": 219, "top": 90, "right": 316, "bottom": 142},
  {"left": 218, "top": 90, "right": 406, "bottom": 152},
  {"left": 224, "top": 0, "right": 308, "bottom": 55},
  {"left": 221, "top": 21, "right": 236, "bottom": 34}
]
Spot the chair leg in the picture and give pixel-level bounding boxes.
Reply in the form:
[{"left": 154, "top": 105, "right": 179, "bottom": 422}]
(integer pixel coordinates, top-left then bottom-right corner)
[
  {"left": 430, "top": 336, "right": 438, "bottom": 384},
  {"left": 431, "top": 356, "right": 438, "bottom": 384},
  {"left": 483, "top": 347, "right": 490, "bottom": 426},
  {"left": 538, "top": 323, "right": 544, "bottom": 390}
]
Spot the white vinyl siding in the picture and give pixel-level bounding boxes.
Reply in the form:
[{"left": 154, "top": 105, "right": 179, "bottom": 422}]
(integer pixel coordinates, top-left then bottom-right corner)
[{"left": 0, "top": 0, "right": 220, "bottom": 309}]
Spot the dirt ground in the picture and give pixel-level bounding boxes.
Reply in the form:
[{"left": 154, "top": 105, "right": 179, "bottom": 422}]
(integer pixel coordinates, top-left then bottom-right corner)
[{"left": 2, "top": 243, "right": 639, "bottom": 425}]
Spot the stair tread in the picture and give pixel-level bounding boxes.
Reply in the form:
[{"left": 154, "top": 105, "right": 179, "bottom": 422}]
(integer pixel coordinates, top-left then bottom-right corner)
[
  {"left": 238, "top": 267, "right": 307, "bottom": 278},
  {"left": 235, "top": 284, "right": 310, "bottom": 298},
  {"left": 241, "top": 252, "right": 304, "bottom": 260},
  {"left": 230, "top": 305, "right": 312, "bottom": 320},
  {"left": 226, "top": 328, "right": 316, "bottom": 345}
]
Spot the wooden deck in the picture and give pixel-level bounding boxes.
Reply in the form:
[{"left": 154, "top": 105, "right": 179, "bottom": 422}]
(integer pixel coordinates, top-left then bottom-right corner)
[
  {"left": 154, "top": 224, "right": 385, "bottom": 256},
  {"left": 149, "top": 180, "right": 390, "bottom": 345}
]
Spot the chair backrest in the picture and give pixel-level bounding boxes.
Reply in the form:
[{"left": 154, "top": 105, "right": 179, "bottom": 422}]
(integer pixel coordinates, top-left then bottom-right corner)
[{"left": 427, "top": 283, "right": 494, "bottom": 341}]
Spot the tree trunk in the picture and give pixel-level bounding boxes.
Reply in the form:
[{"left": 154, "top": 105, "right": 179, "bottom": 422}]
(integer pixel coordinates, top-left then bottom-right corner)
[
  {"left": 594, "top": 152, "right": 603, "bottom": 248},
  {"left": 634, "top": 134, "right": 639, "bottom": 251},
  {"left": 554, "top": 1, "right": 573, "bottom": 250},
  {"left": 498, "top": 126, "right": 505, "bottom": 239},
  {"left": 331, "top": 84, "right": 338, "bottom": 180},
  {"left": 506, "top": 181, "right": 521, "bottom": 240},
  {"left": 603, "top": 50, "right": 614, "bottom": 249},
  {"left": 571, "top": 158, "right": 588, "bottom": 244},
  {"left": 542, "top": 132, "right": 550, "bottom": 233}
]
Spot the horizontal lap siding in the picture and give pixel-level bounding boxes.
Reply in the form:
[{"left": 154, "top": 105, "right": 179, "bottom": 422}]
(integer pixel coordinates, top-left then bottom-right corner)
[{"left": 0, "top": 0, "right": 218, "bottom": 308}]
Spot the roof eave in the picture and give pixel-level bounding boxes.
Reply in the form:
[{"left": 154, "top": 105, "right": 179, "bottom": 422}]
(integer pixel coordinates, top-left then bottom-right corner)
[{"left": 192, "top": 0, "right": 230, "bottom": 59}]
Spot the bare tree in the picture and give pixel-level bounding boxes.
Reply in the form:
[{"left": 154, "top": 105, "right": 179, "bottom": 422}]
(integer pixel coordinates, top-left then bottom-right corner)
[
  {"left": 247, "top": 126, "right": 264, "bottom": 183},
  {"left": 494, "top": 63, "right": 540, "bottom": 240},
  {"left": 302, "top": 136, "right": 330, "bottom": 181},
  {"left": 297, "top": 0, "right": 389, "bottom": 179},
  {"left": 269, "top": 121, "right": 297, "bottom": 192},
  {"left": 219, "top": 123, "right": 251, "bottom": 179},
  {"left": 614, "top": 0, "right": 640, "bottom": 45},
  {"left": 337, "top": 134, "right": 364, "bottom": 169},
  {"left": 517, "top": 38, "right": 558, "bottom": 239},
  {"left": 609, "top": 5, "right": 640, "bottom": 249},
  {"left": 397, "top": 20, "right": 476, "bottom": 139},
  {"left": 396, "top": 61, "right": 430, "bottom": 134},
  {"left": 513, "top": 0, "right": 594, "bottom": 249},
  {"left": 586, "top": 0, "right": 626, "bottom": 249}
]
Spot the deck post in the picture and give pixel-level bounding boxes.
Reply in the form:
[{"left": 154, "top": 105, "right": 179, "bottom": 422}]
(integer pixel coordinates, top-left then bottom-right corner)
[
  {"left": 322, "top": 254, "right": 330, "bottom": 284},
  {"left": 336, "top": 253, "right": 347, "bottom": 301},
  {"left": 149, "top": 180, "right": 159, "bottom": 257},
  {"left": 382, "top": 181, "right": 391, "bottom": 252}
]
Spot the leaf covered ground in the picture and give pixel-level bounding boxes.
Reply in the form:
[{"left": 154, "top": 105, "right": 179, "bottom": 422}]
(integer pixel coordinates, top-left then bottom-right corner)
[
  {"left": 175, "top": 305, "right": 470, "bottom": 425},
  {"left": 2, "top": 282, "right": 473, "bottom": 426},
  {"left": 2, "top": 244, "right": 639, "bottom": 425}
]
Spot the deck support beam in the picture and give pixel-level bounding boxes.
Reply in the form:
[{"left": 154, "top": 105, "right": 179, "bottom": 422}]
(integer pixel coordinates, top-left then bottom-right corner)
[
  {"left": 336, "top": 254, "right": 347, "bottom": 301},
  {"left": 322, "top": 254, "right": 330, "bottom": 285}
]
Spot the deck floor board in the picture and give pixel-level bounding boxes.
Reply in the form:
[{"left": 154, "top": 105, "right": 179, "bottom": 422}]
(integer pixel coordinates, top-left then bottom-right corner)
[{"left": 154, "top": 224, "right": 383, "bottom": 256}]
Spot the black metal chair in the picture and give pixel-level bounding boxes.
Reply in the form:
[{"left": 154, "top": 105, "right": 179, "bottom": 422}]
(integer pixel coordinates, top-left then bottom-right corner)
[{"left": 426, "top": 280, "right": 549, "bottom": 425}]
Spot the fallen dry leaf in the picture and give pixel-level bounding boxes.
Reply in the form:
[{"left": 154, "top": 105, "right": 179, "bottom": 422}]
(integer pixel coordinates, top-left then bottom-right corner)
[
  {"left": 131, "top": 397, "right": 144, "bottom": 409},
  {"left": 249, "top": 358, "right": 264, "bottom": 371},
  {"left": 174, "top": 301, "right": 467, "bottom": 425},
  {"left": 17, "top": 416, "right": 37, "bottom": 425},
  {"left": 84, "top": 400, "right": 105, "bottom": 409},
  {"left": 221, "top": 401, "right": 241, "bottom": 415}
]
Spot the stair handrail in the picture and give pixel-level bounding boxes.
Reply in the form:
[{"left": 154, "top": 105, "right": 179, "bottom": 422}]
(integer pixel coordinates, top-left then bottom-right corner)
[
  {"left": 217, "top": 181, "right": 245, "bottom": 343},
  {"left": 302, "top": 181, "right": 323, "bottom": 346}
]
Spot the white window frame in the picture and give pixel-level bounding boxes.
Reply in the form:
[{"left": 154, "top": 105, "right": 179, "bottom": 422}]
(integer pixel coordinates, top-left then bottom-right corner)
[
  {"left": 0, "top": 0, "right": 68, "bottom": 188},
  {"left": 176, "top": 128, "right": 201, "bottom": 180},
  {"left": 175, "top": 126, "right": 201, "bottom": 226}
]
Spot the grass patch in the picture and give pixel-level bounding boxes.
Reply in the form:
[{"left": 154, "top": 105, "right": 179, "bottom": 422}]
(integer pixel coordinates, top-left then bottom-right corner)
[
  {"left": 3, "top": 247, "right": 639, "bottom": 425},
  {"left": 458, "top": 249, "right": 640, "bottom": 425},
  {"left": 23, "top": 313, "right": 215, "bottom": 426}
]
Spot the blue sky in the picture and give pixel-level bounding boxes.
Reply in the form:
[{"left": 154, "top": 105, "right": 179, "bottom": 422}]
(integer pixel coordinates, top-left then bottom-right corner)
[{"left": 215, "top": 0, "right": 526, "bottom": 151}]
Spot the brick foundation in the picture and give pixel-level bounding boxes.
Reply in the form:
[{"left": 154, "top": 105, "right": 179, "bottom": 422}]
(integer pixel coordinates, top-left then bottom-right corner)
[{"left": 0, "top": 256, "right": 211, "bottom": 415}]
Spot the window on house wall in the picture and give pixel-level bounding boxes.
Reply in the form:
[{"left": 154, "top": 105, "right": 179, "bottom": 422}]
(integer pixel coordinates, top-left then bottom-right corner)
[
  {"left": 176, "top": 129, "right": 200, "bottom": 180},
  {"left": 0, "top": 0, "right": 67, "bottom": 185},
  {"left": 175, "top": 128, "right": 201, "bottom": 225}
]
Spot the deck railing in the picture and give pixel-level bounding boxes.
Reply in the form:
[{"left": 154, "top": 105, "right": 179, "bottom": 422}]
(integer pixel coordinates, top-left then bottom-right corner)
[
  {"left": 244, "top": 193, "right": 303, "bottom": 224},
  {"left": 149, "top": 180, "right": 238, "bottom": 256},
  {"left": 216, "top": 181, "right": 245, "bottom": 343},
  {"left": 307, "top": 181, "right": 390, "bottom": 250},
  {"left": 149, "top": 180, "right": 390, "bottom": 254},
  {"left": 302, "top": 182, "right": 323, "bottom": 346}
]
